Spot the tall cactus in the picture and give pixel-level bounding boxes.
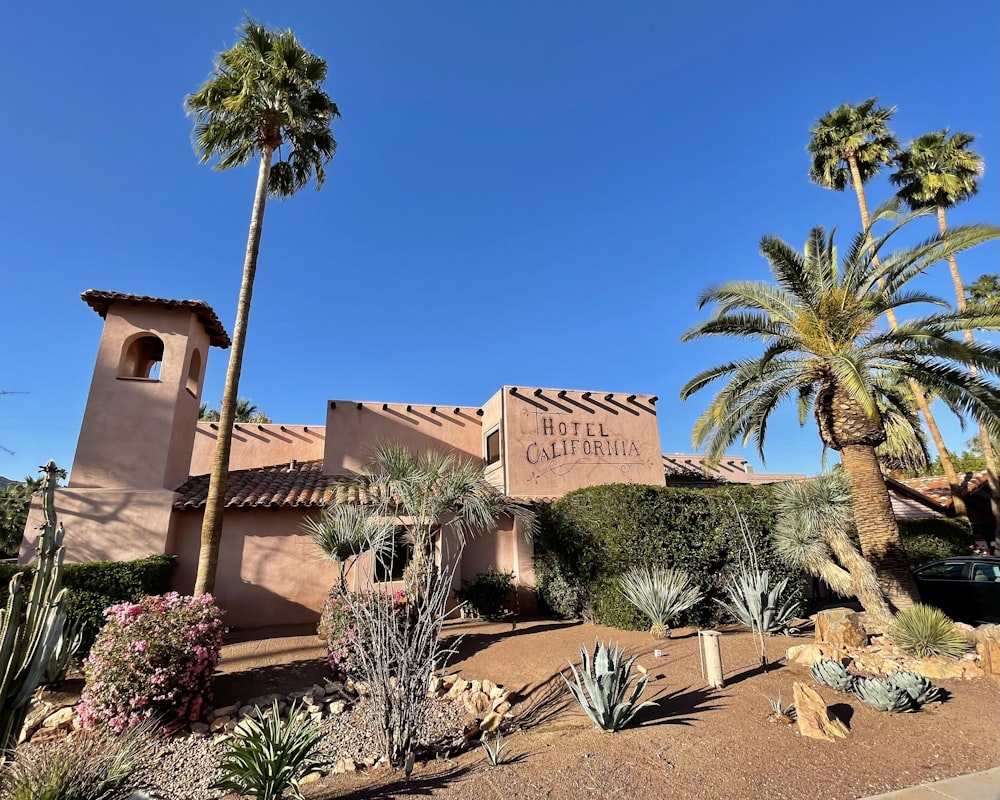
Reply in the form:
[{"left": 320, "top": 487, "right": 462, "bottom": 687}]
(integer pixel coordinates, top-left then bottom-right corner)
[{"left": 0, "top": 461, "right": 68, "bottom": 757}]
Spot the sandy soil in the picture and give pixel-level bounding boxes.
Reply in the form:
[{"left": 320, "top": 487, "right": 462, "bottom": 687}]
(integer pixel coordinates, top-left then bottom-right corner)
[{"left": 215, "top": 618, "right": 1000, "bottom": 800}]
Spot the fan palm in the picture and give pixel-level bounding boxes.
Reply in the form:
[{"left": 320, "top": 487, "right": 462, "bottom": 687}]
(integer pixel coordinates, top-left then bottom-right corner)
[
  {"left": 892, "top": 130, "right": 1000, "bottom": 541},
  {"left": 334, "top": 443, "right": 535, "bottom": 602},
  {"left": 680, "top": 207, "right": 1000, "bottom": 611},
  {"left": 185, "top": 18, "right": 339, "bottom": 594},
  {"left": 808, "top": 99, "right": 968, "bottom": 516}
]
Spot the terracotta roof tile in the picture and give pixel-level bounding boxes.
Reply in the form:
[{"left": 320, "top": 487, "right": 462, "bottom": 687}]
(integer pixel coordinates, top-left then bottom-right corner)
[
  {"left": 893, "top": 470, "right": 991, "bottom": 509},
  {"left": 174, "top": 460, "right": 357, "bottom": 510},
  {"left": 82, "top": 289, "right": 231, "bottom": 348},
  {"left": 662, "top": 454, "right": 805, "bottom": 485}
]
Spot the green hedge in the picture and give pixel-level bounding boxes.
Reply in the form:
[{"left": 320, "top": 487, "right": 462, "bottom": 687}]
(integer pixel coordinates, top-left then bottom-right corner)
[
  {"left": 0, "top": 554, "right": 176, "bottom": 656},
  {"left": 898, "top": 517, "right": 974, "bottom": 567},
  {"left": 535, "top": 483, "right": 805, "bottom": 629}
]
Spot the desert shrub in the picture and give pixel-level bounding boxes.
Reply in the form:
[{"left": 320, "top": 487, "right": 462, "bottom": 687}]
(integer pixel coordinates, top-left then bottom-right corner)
[
  {"left": 320, "top": 587, "right": 407, "bottom": 681},
  {"left": 213, "top": 701, "right": 327, "bottom": 800},
  {"left": 0, "top": 555, "right": 175, "bottom": 660},
  {"left": 0, "top": 725, "right": 153, "bottom": 800},
  {"left": 455, "top": 569, "right": 514, "bottom": 620},
  {"left": 536, "top": 483, "right": 804, "bottom": 628},
  {"left": 898, "top": 518, "right": 974, "bottom": 567},
  {"left": 78, "top": 593, "right": 223, "bottom": 733},
  {"left": 891, "top": 604, "right": 970, "bottom": 659},
  {"left": 618, "top": 566, "right": 702, "bottom": 638}
]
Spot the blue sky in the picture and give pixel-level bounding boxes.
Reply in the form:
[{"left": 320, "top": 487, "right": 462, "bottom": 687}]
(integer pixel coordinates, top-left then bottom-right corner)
[{"left": 1, "top": 1, "right": 998, "bottom": 482}]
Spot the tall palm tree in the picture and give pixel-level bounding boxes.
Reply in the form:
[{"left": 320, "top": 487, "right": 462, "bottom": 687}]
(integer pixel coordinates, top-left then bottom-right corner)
[
  {"left": 335, "top": 443, "right": 535, "bottom": 603},
  {"left": 680, "top": 208, "right": 1000, "bottom": 614},
  {"left": 891, "top": 130, "right": 1000, "bottom": 541},
  {"left": 808, "top": 98, "right": 969, "bottom": 518},
  {"left": 186, "top": 18, "right": 339, "bottom": 594}
]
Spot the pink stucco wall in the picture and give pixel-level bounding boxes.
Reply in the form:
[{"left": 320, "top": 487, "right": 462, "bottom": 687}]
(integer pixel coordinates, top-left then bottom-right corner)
[{"left": 190, "top": 423, "right": 325, "bottom": 476}]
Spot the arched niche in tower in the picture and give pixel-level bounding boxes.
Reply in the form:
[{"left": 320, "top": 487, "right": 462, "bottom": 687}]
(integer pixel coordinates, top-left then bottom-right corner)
[
  {"left": 186, "top": 347, "right": 202, "bottom": 395},
  {"left": 118, "top": 333, "right": 164, "bottom": 380}
]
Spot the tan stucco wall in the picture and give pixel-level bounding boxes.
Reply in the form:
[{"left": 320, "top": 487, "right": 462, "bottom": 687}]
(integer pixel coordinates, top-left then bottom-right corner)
[
  {"left": 501, "top": 387, "right": 662, "bottom": 497},
  {"left": 71, "top": 305, "right": 209, "bottom": 491},
  {"left": 189, "top": 423, "right": 325, "bottom": 475},
  {"left": 21, "top": 488, "right": 177, "bottom": 564},
  {"left": 323, "top": 401, "right": 483, "bottom": 474},
  {"left": 170, "top": 508, "right": 339, "bottom": 629}
]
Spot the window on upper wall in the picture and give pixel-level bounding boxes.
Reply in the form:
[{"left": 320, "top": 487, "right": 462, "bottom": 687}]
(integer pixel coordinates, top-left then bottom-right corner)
[
  {"left": 485, "top": 427, "right": 501, "bottom": 466},
  {"left": 119, "top": 334, "right": 164, "bottom": 380},
  {"left": 186, "top": 348, "right": 202, "bottom": 395}
]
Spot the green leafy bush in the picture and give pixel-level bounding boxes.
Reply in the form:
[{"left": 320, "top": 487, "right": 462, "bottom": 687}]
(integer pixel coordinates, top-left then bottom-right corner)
[
  {"left": 213, "top": 701, "right": 327, "bottom": 800},
  {"left": 535, "top": 483, "right": 804, "bottom": 628},
  {"left": 0, "top": 554, "right": 176, "bottom": 659},
  {"left": 533, "top": 552, "right": 583, "bottom": 619},
  {"left": 898, "top": 518, "right": 974, "bottom": 567},
  {"left": 891, "top": 604, "right": 971, "bottom": 658},
  {"left": 455, "top": 569, "right": 515, "bottom": 620}
]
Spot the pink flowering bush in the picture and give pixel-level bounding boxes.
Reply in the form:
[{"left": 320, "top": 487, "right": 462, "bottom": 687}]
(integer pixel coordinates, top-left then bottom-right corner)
[
  {"left": 319, "top": 587, "right": 407, "bottom": 681},
  {"left": 78, "top": 593, "right": 224, "bottom": 733}
]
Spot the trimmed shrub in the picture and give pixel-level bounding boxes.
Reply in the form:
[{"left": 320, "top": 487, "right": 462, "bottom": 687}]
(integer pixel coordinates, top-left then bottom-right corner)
[
  {"left": 535, "top": 483, "right": 805, "bottom": 629},
  {"left": 455, "top": 569, "right": 515, "bottom": 620},
  {"left": 0, "top": 554, "right": 176, "bottom": 659},
  {"left": 898, "top": 518, "right": 974, "bottom": 567},
  {"left": 78, "top": 593, "right": 223, "bottom": 733}
]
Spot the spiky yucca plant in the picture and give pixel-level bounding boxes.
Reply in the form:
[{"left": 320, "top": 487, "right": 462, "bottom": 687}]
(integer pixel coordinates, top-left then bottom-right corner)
[
  {"left": 561, "top": 639, "right": 655, "bottom": 731},
  {"left": 891, "top": 605, "right": 970, "bottom": 659},
  {"left": 213, "top": 701, "right": 328, "bottom": 800},
  {"left": 618, "top": 567, "right": 703, "bottom": 638}
]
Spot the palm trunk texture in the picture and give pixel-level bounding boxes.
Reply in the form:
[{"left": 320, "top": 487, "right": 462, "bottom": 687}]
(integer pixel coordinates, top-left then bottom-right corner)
[
  {"left": 848, "top": 155, "right": 968, "bottom": 520},
  {"left": 195, "top": 146, "right": 273, "bottom": 596}
]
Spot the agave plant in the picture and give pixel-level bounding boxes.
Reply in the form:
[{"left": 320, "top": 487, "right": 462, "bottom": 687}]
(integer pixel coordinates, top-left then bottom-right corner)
[
  {"left": 890, "top": 605, "right": 970, "bottom": 659},
  {"left": 561, "top": 639, "right": 656, "bottom": 731},
  {"left": 715, "top": 569, "right": 801, "bottom": 636},
  {"left": 618, "top": 566, "right": 703, "bottom": 638},
  {"left": 853, "top": 676, "right": 918, "bottom": 713},
  {"left": 213, "top": 701, "right": 328, "bottom": 800},
  {"left": 810, "top": 658, "right": 856, "bottom": 693},
  {"left": 886, "top": 671, "right": 942, "bottom": 705}
]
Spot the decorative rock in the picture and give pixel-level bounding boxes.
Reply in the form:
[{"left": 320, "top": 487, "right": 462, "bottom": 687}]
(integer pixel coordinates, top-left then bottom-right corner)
[
  {"left": 209, "top": 716, "right": 231, "bottom": 733},
  {"left": 189, "top": 722, "right": 210, "bottom": 735},
  {"left": 786, "top": 643, "right": 838, "bottom": 667},
  {"left": 489, "top": 685, "right": 505, "bottom": 701},
  {"left": 447, "top": 678, "right": 468, "bottom": 699},
  {"left": 469, "top": 680, "right": 482, "bottom": 694},
  {"left": 328, "top": 700, "right": 347, "bottom": 716},
  {"left": 464, "top": 691, "right": 492, "bottom": 717},
  {"left": 493, "top": 700, "right": 511, "bottom": 716},
  {"left": 42, "top": 707, "right": 76, "bottom": 729},
  {"left": 428, "top": 675, "right": 442, "bottom": 695},
  {"left": 792, "top": 682, "right": 849, "bottom": 742},
  {"left": 482, "top": 680, "right": 495, "bottom": 696},
  {"left": 333, "top": 758, "right": 357, "bottom": 774},
  {"left": 907, "top": 657, "right": 965, "bottom": 681},
  {"left": 210, "top": 702, "right": 241, "bottom": 720},
  {"left": 976, "top": 636, "right": 1000, "bottom": 679},
  {"left": 480, "top": 711, "right": 502, "bottom": 732},
  {"left": 954, "top": 623, "right": 978, "bottom": 644},
  {"left": 814, "top": 608, "right": 868, "bottom": 650}
]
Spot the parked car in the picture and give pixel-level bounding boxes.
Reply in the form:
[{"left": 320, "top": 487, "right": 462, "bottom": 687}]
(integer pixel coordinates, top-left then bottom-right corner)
[{"left": 913, "top": 556, "right": 1000, "bottom": 625}]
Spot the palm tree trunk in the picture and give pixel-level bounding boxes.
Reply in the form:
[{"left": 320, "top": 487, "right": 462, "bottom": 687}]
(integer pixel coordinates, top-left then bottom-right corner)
[
  {"left": 838, "top": 443, "right": 920, "bottom": 612},
  {"left": 847, "top": 155, "right": 968, "bottom": 519},
  {"left": 936, "top": 204, "right": 1000, "bottom": 542},
  {"left": 194, "top": 146, "right": 274, "bottom": 595}
]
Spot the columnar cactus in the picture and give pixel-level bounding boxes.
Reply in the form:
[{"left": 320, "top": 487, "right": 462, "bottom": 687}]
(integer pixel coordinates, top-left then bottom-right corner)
[{"left": 0, "top": 461, "right": 68, "bottom": 756}]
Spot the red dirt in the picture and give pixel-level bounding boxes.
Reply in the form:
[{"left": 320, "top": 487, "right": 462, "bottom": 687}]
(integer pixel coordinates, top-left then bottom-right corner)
[{"left": 217, "top": 618, "right": 1000, "bottom": 800}]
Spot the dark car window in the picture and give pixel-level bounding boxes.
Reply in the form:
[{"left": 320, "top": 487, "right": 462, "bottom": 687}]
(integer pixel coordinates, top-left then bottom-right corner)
[
  {"left": 971, "top": 563, "right": 1000, "bottom": 582},
  {"left": 916, "top": 562, "right": 967, "bottom": 580}
]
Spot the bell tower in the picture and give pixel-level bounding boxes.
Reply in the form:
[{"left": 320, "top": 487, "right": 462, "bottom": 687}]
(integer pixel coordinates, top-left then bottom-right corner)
[{"left": 70, "top": 290, "right": 231, "bottom": 490}]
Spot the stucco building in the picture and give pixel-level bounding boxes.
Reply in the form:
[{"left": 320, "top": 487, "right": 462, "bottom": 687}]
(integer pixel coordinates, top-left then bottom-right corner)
[{"left": 25, "top": 291, "right": 802, "bottom": 629}]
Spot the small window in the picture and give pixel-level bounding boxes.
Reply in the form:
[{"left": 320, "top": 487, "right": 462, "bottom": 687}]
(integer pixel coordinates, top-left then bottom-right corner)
[
  {"left": 374, "top": 529, "right": 412, "bottom": 582},
  {"left": 119, "top": 335, "right": 164, "bottom": 380},
  {"left": 186, "top": 348, "right": 202, "bottom": 395},
  {"left": 485, "top": 428, "right": 501, "bottom": 466},
  {"left": 917, "top": 562, "right": 967, "bottom": 581}
]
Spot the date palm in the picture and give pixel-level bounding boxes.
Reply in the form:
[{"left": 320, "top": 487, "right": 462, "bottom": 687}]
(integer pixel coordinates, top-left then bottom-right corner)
[
  {"left": 809, "top": 98, "right": 968, "bottom": 518},
  {"left": 892, "top": 130, "right": 1000, "bottom": 540},
  {"left": 186, "top": 18, "right": 339, "bottom": 594},
  {"left": 680, "top": 207, "right": 1000, "bottom": 613}
]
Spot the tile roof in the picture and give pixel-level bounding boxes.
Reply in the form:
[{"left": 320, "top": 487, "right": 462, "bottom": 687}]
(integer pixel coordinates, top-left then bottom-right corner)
[
  {"left": 82, "top": 290, "right": 231, "bottom": 348},
  {"left": 174, "top": 460, "right": 350, "bottom": 510},
  {"left": 890, "top": 471, "right": 991, "bottom": 510}
]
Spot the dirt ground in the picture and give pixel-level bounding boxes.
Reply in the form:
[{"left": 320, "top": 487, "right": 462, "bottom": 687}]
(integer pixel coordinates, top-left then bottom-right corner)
[{"left": 214, "top": 618, "right": 999, "bottom": 800}]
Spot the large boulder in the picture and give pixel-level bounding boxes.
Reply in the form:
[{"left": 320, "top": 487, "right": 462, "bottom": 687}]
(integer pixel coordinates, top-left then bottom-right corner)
[
  {"left": 976, "top": 626, "right": 1000, "bottom": 680},
  {"left": 814, "top": 608, "right": 868, "bottom": 650},
  {"left": 792, "top": 682, "right": 849, "bottom": 742}
]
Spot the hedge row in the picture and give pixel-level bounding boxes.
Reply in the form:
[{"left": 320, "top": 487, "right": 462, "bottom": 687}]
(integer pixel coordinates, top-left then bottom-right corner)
[
  {"left": 0, "top": 554, "right": 176, "bottom": 656},
  {"left": 534, "top": 482, "right": 804, "bottom": 629}
]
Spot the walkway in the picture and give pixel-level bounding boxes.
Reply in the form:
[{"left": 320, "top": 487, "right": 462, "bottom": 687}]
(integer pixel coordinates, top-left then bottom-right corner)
[{"left": 860, "top": 767, "right": 999, "bottom": 799}]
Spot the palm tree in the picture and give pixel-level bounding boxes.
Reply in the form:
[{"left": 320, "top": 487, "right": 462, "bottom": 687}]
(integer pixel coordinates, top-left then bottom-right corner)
[
  {"left": 335, "top": 443, "right": 535, "bottom": 603},
  {"left": 808, "top": 98, "right": 970, "bottom": 519},
  {"left": 185, "top": 18, "right": 339, "bottom": 594},
  {"left": 891, "top": 130, "right": 1000, "bottom": 541},
  {"left": 680, "top": 208, "right": 1000, "bottom": 614}
]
